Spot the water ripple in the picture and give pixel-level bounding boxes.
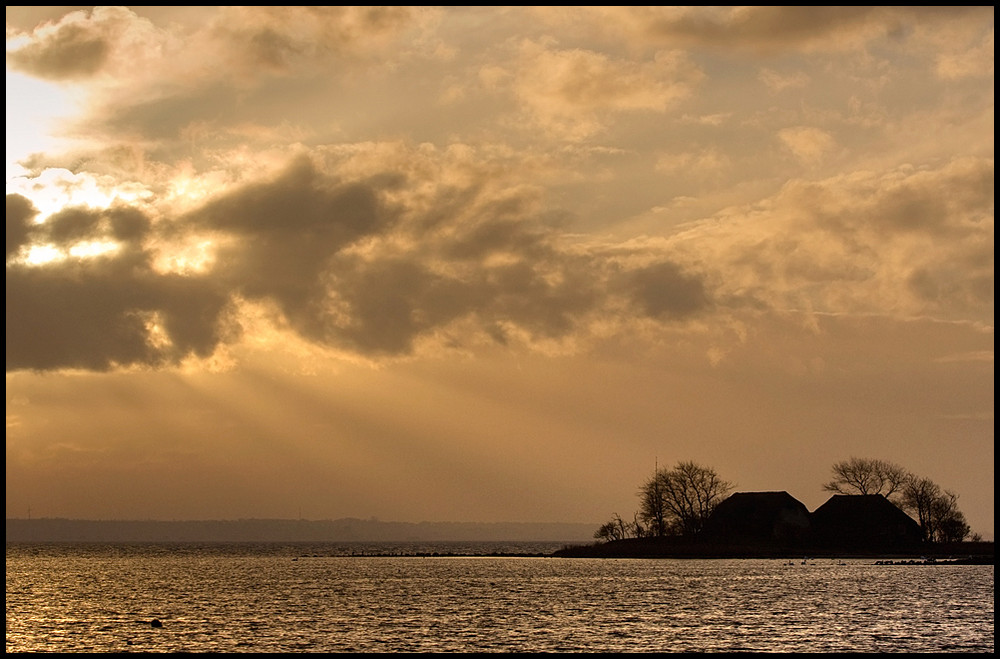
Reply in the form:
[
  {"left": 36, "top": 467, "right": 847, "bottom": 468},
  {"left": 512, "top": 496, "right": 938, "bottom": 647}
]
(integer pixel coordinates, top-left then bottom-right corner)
[{"left": 5, "top": 545, "right": 994, "bottom": 653}]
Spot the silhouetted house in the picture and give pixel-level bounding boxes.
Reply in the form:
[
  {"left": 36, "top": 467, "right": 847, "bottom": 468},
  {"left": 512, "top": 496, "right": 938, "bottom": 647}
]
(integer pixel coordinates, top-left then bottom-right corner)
[
  {"left": 702, "top": 491, "right": 812, "bottom": 548},
  {"left": 810, "top": 494, "right": 921, "bottom": 550}
]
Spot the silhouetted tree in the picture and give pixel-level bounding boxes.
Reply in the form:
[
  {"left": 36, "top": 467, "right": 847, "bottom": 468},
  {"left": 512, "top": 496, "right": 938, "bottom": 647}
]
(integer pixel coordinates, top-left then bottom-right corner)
[
  {"left": 631, "top": 511, "right": 646, "bottom": 539},
  {"left": 639, "top": 461, "right": 735, "bottom": 537},
  {"left": 638, "top": 470, "right": 671, "bottom": 537},
  {"left": 929, "top": 490, "right": 970, "bottom": 543},
  {"left": 594, "top": 512, "right": 641, "bottom": 542},
  {"left": 594, "top": 521, "right": 621, "bottom": 542},
  {"left": 822, "top": 457, "right": 910, "bottom": 500},
  {"left": 850, "top": 467, "right": 973, "bottom": 543},
  {"left": 900, "top": 476, "right": 939, "bottom": 541}
]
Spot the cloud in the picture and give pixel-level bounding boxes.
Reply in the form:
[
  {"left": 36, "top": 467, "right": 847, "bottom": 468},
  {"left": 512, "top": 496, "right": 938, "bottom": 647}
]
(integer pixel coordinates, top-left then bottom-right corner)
[
  {"left": 644, "top": 6, "right": 895, "bottom": 53},
  {"left": 5, "top": 6, "right": 439, "bottom": 164},
  {"left": 655, "top": 149, "right": 731, "bottom": 178},
  {"left": 675, "top": 157, "right": 994, "bottom": 324},
  {"left": 7, "top": 148, "right": 991, "bottom": 374},
  {"left": 6, "top": 6, "right": 435, "bottom": 83},
  {"left": 583, "top": 6, "right": 994, "bottom": 56},
  {"left": 207, "top": 6, "right": 437, "bottom": 73},
  {"left": 778, "top": 126, "right": 836, "bottom": 165},
  {"left": 759, "top": 68, "right": 810, "bottom": 92},
  {"left": 6, "top": 142, "right": 725, "bottom": 372},
  {"left": 178, "top": 156, "right": 400, "bottom": 345},
  {"left": 620, "top": 261, "right": 711, "bottom": 320},
  {"left": 4, "top": 5, "right": 993, "bottom": 376},
  {"left": 934, "top": 29, "right": 994, "bottom": 80},
  {"left": 5, "top": 9, "right": 112, "bottom": 79},
  {"left": 5, "top": 6, "right": 166, "bottom": 82},
  {"left": 5, "top": 200, "right": 231, "bottom": 372},
  {"left": 5, "top": 194, "right": 35, "bottom": 259},
  {"left": 497, "top": 39, "right": 702, "bottom": 141}
]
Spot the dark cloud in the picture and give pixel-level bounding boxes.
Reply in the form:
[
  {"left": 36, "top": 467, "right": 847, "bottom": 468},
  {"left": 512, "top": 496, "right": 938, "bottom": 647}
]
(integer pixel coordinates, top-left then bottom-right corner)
[
  {"left": 906, "top": 244, "right": 996, "bottom": 319},
  {"left": 215, "top": 158, "right": 606, "bottom": 356},
  {"left": 321, "top": 245, "right": 603, "bottom": 356},
  {"left": 189, "top": 157, "right": 388, "bottom": 238},
  {"left": 43, "top": 207, "right": 103, "bottom": 243},
  {"left": 645, "top": 6, "right": 879, "bottom": 50},
  {"left": 877, "top": 160, "right": 995, "bottom": 236},
  {"left": 99, "top": 85, "right": 248, "bottom": 143},
  {"left": 6, "top": 158, "right": 414, "bottom": 372},
  {"left": 5, "top": 156, "right": 717, "bottom": 372},
  {"left": 246, "top": 28, "right": 302, "bottom": 70},
  {"left": 12, "top": 201, "right": 151, "bottom": 253},
  {"left": 6, "top": 14, "right": 110, "bottom": 80},
  {"left": 483, "top": 258, "right": 601, "bottom": 339},
  {"left": 6, "top": 194, "right": 37, "bottom": 259},
  {"left": 622, "top": 261, "right": 711, "bottom": 320},
  {"left": 108, "top": 207, "right": 152, "bottom": 242},
  {"left": 444, "top": 216, "right": 553, "bottom": 261},
  {"left": 6, "top": 199, "right": 229, "bottom": 372},
  {"left": 643, "top": 6, "right": 989, "bottom": 53},
  {"left": 203, "top": 5, "right": 424, "bottom": 80},
  {"left": 321, "top": 256, "right": 479, "bottom": 355},
  {"left": 182, "top": 156, "right": 400, "bottom": 340},
  {"left": 6, "top": 246, "right": 229, "bottom": 372}
]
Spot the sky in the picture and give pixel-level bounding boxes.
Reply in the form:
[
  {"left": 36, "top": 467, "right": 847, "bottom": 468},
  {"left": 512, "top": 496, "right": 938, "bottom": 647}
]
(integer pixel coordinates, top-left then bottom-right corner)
[{"left": 5, "top": 7, "right": 994, "bottom": 539}]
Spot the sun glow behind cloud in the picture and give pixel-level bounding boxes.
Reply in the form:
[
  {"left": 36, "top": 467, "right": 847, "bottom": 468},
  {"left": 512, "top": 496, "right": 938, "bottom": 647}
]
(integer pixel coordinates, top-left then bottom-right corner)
[
  {"left": 5, "top": 71, "right": 76, "bottom": 177},
  {"left": 7, "top": 167, "right": 153, "bottom": 221},
  {"left": 21, "top": 239, "right": 119, "bottom": 266}
]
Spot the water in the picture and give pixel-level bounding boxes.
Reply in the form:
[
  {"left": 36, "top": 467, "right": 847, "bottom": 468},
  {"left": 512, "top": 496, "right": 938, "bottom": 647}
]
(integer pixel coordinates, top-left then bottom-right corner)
[{"left": 6, "top": 542, "right": 994, "bottom": 653}]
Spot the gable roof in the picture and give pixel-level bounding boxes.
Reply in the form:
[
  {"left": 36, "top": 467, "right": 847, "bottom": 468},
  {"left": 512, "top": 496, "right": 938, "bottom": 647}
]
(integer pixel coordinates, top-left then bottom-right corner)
[
  {"left": 703, "top": 491, "right": 811, "bottom": 543},
  {"left": 811, "top": 494, "right": 922, "bottom": 548},
  {"left": 711, "top": 491, "right": 810, "bottom": 518}
]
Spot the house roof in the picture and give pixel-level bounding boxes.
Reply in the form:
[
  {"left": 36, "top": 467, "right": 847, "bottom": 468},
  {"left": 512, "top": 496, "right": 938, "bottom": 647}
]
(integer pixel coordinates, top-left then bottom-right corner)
[
  {"left": 810, "top": 494, "right": 922, "bottom": 547},
  {"left": 714, "top": 491, "right": 810, "bottom": 514},
  {"left": 702, "top": 491, "right": 812, "bottom": 542},
  {"left": 812, "top": 494, "right": 917, "bottom": 524}
]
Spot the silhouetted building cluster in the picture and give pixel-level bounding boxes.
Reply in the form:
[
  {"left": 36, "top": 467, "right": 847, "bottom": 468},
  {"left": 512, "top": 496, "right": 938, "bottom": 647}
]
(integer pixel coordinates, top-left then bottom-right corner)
[
  {"left": 701, "top": 492, "right": 923, "bottom": 552},
  {"left": 556, "top": 492, "right": 934, "bottom": 558}
]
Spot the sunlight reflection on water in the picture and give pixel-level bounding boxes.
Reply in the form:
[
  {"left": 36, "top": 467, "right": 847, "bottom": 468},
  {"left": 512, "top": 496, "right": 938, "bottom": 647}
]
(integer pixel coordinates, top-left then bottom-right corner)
[{"left": 5, "top": 543, "right": 994, "bottom": 653}]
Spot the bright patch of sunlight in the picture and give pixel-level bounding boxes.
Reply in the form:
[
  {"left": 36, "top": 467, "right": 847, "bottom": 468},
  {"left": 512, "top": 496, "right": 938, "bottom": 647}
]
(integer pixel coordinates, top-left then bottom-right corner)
[
  {"left": 7, "top": 168, "right": 151, "bottom": 222},
  {"left": 141, "top": 311, "right": 173, "bottom": 351},
  {"left": 20, "top": 240, "right": 121, "bottom": 266},
  {"left": 68, "top": 240, "right": 120, "bottom": 259},
  {"left": 23, "top": 244, "right": 63, "bottom": 265}
]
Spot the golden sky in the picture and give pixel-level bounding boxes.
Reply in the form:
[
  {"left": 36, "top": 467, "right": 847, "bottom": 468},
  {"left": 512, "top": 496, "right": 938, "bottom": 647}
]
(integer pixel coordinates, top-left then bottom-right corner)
[{"left": 5, "top": 7, "right": 994, "bottom": 538}]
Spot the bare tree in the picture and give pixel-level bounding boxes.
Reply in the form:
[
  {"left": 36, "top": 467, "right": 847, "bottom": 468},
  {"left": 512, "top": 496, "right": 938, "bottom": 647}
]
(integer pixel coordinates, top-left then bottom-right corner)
[
  {"left": 900, "top": 476, "right": 940, "bottom": 541},
  {"left": 822, "top": 457, "right": 911, "bottom": 500},
  {"left": 638, "top": 471, "right": 670, "bottom": 537},
  {"left": 631, "top": 511, "right": 646, "bottom": 539},
  {"left": 594, "top": 521, "right": 621, "bottom": 542},
  {"left": 639, "top": 461, "right": 735, "bottom": 537},
  {"left": 894, "top": 475, "right": 971, "bottom": 543},
  {"left": 929, "top": 490, "right": 970, "bottom": 543},
  {"left": 594, "top": 512, "right": 642, "bottom": 542}
]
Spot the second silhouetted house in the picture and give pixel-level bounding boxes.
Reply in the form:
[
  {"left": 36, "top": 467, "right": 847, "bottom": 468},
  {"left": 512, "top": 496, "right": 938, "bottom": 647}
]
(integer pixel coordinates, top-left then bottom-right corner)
[
  {"left": 702, "top": 491, "right": 923, "bottom": 554},
  {"left": 810, "top": 494, "right": 922, "bottom": 550}
]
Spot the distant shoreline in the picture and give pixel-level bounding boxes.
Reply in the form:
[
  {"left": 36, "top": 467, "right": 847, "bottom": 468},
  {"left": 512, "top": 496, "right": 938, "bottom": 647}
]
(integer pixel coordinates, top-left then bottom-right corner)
[
  {"left": 4, "top": 517, "right": 598, "bottom": 543},
  {"left": 6, "top": 519, "right": 995, "bottom": 564}
]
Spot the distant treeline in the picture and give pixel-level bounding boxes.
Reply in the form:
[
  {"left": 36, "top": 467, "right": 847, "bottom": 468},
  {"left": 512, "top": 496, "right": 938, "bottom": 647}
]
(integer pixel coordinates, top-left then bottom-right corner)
[{"left": 5, "top": 518, "right": 599, "bottom": 543}]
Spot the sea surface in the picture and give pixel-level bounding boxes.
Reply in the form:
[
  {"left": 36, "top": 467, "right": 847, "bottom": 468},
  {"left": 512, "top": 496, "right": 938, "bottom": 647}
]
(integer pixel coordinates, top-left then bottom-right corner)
[{"left": 5, "top": 541, "right": 994, "bottom": 653}]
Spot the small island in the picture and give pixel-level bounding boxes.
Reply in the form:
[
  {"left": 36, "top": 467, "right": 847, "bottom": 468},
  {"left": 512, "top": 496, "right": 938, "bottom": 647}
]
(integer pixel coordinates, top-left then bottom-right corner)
[{"left": 554, "top": 458, "right": 994, "bottom": 562}]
